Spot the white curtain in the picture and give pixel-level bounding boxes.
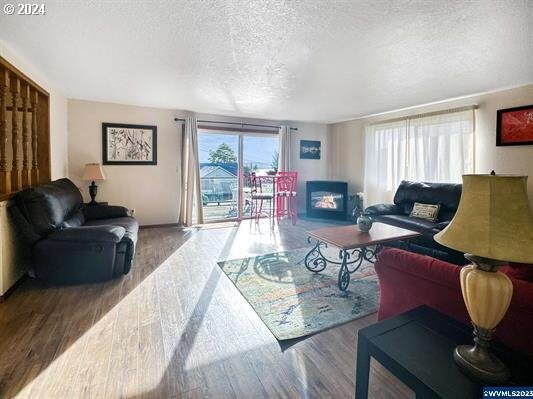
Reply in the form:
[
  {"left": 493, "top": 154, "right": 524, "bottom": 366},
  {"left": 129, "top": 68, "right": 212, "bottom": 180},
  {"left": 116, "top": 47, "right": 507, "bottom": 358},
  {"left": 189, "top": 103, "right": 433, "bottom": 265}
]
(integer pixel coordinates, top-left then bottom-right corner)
[
  {"left": 408, "top": 110, "right": 474, "bottom": 183},
  {"left": 278, "top": 125, "right": 291, "bottom": 172},
  {"left": 364, "top": 121, "right": 408, "bottom": 206},
  {"left": 364, "top": 109, "right": 474, "bottom": 207},
  {"left": 178, "top": 116, "right": 203, "bottom": 226}
]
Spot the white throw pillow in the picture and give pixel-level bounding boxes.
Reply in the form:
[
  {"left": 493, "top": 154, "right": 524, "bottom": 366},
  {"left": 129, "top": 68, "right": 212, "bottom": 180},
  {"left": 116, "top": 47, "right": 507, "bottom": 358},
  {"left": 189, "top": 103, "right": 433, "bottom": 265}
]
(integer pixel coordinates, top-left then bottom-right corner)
[{"left": 409, "top": 202, "right": 440, "bottom": 222}]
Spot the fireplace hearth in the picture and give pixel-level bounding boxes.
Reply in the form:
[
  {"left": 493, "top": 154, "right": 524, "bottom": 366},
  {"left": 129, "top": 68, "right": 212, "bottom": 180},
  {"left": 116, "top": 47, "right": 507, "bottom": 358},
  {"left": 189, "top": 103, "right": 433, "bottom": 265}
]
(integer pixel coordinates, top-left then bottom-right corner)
[{"left": 306, "top": 181, "right": 348, "bottom": 220}]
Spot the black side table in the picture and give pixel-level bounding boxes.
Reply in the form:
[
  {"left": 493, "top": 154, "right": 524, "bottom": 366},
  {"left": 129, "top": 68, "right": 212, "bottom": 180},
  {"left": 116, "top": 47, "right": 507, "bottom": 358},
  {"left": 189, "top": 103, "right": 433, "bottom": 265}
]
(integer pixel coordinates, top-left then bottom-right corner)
[{"left": 355, "top": 306, "right": 532, "bottom": 399}]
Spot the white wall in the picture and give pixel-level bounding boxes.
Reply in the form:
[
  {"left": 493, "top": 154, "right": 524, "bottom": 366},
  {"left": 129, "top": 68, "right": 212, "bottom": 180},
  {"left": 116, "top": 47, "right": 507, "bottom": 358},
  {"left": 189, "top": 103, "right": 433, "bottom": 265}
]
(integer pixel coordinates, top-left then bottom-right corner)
[
  {"left": 68, "top": 100, "right": 180, "bottom": 225},
  {"left": 290, "top": 122, "right": 329, "bottom": 213},
  {"left": 68, "top": 99, "right": 328, "bottom": 225},
  {"left": 329, "top": 119, "right": 365, "bottom": 196},
  {"left": 50, "top": 93, "right": 68, "bottom": 178},
  {"left": 330, "top": 84, "right": 533, "bottom": 206},
  {"left": 474, "top": 86, "right": 533, "bottom": 181},
  {"left": 0, "top": 41, "right": 68, "bottom": 179}
]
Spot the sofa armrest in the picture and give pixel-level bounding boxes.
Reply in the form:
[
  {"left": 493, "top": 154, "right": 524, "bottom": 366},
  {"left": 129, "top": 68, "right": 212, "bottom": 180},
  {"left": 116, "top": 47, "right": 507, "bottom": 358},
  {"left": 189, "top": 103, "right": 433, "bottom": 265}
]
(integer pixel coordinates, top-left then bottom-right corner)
[
  {"left": 376, "top": 247, "right": 460, "bottom": 286},
  {"left": 374, "top": 247, "right": 467, "bottom": 324},
  {"left": 435, "top": 220, "right": 451, "bottom": 230},
  {"left": 83, "top": 204, "right": 129, "bottom": 220},
  {"left": 48, "top": 225, "right": 126, "bottom": 243},
  {"left": 364, "top": 203, "right": 402, "bottom": 216},
  {"left": 427, "top": 220, "right": 452, "bottom": 236}
]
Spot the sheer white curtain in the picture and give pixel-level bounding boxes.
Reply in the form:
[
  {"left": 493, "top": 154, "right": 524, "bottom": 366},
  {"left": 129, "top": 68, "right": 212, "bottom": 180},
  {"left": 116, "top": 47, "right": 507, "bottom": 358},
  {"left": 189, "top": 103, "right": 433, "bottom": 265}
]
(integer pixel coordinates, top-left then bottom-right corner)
[
  {"left": 364, "top": 109, "right": 474, "bottom": 207},
  {"left": 278, "top": 125, "right": 291, "bottom": 171},
  {"left": 408, "top": 110, "right": 474, "bottom": 183},
  {"left": 364, "top": 121, "right": 408, "bottom": 206},
  {"left": 178, "top": 116, "right": 203, "bottom": 226}
]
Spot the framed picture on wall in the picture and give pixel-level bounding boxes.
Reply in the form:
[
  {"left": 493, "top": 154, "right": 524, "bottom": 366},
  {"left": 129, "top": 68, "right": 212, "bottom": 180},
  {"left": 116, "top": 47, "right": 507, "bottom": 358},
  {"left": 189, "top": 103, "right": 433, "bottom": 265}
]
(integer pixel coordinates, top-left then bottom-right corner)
[
  {"left": 496, "top": 104, "right": 533, "bottom": 146},
  {"left": 300, "top": 140, "right": 321, "bottom": 159},
  {"left": 102, "top": 123, "right": 157, "bottom": 165}
]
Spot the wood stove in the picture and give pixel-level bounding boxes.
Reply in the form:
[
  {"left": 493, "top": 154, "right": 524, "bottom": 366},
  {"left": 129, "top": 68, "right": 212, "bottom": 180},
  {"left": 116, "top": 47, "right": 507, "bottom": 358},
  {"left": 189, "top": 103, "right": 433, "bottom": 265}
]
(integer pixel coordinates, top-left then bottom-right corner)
[{"left": 306, "top": 181, "right": 348, "bottom": 220}]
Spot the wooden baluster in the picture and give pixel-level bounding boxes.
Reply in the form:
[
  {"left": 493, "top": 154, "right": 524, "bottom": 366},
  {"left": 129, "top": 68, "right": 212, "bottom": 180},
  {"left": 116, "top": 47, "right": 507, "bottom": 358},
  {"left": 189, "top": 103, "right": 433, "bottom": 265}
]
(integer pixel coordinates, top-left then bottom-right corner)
[
  {"left": 30, "top": 89, "right": 39, "bottom": 184},
  {"left": 10, "top": 75, "right": 22, "bottom": 191},
  {"left": 0, "top": 68, "right": 10, "bottom": 193},
  {"left": 21, "top": 83, "right": 31, "bottom": 187}
]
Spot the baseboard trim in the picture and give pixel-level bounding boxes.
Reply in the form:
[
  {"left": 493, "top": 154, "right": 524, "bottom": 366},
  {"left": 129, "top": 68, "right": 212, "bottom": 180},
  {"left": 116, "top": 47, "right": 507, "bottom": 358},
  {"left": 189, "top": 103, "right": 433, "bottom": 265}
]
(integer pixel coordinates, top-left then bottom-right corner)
[
  {"left": 0, "top": 274, "right": 28, "bottom": 303},
  {"left": 140, "top": 222, "right": 182, "bottom": 229},
  {"left": 298, "top": 214, "right": 353, "bottom": 225}
]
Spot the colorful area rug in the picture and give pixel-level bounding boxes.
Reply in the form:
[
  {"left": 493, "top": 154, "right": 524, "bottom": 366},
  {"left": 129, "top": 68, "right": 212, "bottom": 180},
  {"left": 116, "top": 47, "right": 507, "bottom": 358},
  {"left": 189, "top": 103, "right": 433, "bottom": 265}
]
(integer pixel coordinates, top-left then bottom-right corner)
[{"left": 218, "top": 247, "right": 379, "bottom": 340}]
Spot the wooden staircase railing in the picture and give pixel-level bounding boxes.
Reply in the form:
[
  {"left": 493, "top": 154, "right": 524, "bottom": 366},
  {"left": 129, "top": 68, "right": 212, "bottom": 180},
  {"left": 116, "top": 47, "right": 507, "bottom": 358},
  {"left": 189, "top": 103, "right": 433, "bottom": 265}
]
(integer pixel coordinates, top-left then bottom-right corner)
[{"left": 0, "top": 57, "right": 50, "bottom": 200}]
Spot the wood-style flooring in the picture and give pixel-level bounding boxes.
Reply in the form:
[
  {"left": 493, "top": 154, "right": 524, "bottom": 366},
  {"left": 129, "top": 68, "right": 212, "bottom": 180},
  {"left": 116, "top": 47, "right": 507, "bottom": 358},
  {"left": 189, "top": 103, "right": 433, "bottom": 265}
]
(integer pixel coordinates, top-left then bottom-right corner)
[{"left": 0, "top": 218, "right": 414, "bottom": 398}]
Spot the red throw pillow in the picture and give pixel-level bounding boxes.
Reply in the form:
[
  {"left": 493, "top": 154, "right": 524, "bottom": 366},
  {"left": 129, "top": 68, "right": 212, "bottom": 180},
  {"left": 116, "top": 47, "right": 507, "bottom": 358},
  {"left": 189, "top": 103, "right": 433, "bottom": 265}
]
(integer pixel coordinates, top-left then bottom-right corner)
[{"left": 500, "top": 263, "right": 533, "bottom": 282}]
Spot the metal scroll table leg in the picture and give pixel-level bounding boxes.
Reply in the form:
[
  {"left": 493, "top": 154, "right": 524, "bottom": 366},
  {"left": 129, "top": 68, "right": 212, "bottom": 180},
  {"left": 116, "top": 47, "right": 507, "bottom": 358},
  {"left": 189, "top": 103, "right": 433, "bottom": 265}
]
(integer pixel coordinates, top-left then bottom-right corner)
[
  {"left": 305, "top": 238, "right": 380, "bottom": 292},
  {"left": 338, "top": 250, "right": 350, "bottom": 291},
  {"left": 304, "top": 239, "right": 327, "bottom": 273},
  {"left": 360, "top": 244, "right": 381, "bottom": 264}
]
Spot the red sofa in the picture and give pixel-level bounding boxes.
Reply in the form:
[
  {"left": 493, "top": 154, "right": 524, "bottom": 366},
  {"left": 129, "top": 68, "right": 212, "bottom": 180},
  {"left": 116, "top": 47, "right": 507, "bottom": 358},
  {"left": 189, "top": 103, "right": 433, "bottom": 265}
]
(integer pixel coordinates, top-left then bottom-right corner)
[{"left": 374, "top": 248, "right": 533, "bottom": 357}]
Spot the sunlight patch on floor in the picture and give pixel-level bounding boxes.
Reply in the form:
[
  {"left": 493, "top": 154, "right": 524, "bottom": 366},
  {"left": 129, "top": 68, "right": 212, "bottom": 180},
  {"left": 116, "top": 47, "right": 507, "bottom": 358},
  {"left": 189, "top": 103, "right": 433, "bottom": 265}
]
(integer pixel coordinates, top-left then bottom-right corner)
[
  {"left": 290, "top": 349, "right": 311, "bottom": 399},
  {"left": 212, "top": 218, "right": 295, "bottom": 262}
]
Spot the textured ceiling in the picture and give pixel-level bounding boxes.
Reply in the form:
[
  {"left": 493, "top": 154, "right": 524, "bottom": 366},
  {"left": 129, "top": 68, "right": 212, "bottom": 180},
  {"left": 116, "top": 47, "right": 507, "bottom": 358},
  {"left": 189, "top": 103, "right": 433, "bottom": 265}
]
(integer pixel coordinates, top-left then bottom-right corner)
[{"left": 1, "top": 0, "right": 532, "bottom": 123}]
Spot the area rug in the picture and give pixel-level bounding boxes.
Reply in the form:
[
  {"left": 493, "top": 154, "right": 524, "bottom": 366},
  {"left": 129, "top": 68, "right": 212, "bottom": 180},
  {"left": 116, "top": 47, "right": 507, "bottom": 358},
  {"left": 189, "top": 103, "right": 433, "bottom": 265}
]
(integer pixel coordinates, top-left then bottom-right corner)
[{"left": 217, "top": 247, "right": 379, "bottom": 340}]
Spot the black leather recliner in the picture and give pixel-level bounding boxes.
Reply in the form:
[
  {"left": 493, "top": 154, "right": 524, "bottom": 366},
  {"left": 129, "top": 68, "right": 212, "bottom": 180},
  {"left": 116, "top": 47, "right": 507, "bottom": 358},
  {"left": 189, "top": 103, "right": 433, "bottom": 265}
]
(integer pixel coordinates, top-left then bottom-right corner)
[
  {"left": 14, "top": 178, "right": 138, "bottom": 284},
  {"left": 364, "top": 180, "right": 467, "bottom": 265}
]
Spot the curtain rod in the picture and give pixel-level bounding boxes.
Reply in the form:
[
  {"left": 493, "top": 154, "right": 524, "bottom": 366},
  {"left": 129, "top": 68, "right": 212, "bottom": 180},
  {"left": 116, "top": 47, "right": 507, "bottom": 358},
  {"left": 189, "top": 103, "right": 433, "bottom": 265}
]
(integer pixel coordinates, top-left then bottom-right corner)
[
  {"left": 368, "top": 105, "right": 478, "bottom": 126},
  {"left": 173, "top": 117, "right": 298, "bottom": 131}
]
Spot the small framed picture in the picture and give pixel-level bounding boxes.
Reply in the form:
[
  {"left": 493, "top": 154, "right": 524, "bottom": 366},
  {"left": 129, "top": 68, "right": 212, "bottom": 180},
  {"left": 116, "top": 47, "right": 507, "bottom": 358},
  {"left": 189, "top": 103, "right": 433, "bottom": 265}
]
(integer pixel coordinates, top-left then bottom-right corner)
[
  {"left": 496, "top": 105, "right": 533, "bottom": 146},
  {"left": 300, "top": 140, "right": 321, "bottom": 159},
  {"left": 102, "top": 123, "right": 157, "bottom": 165}
]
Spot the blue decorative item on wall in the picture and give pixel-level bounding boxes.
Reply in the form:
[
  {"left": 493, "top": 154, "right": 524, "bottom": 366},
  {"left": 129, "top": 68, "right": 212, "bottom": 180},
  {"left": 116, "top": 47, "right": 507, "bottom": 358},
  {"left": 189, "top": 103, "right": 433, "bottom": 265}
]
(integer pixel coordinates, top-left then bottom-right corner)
[{"left": 300, "top": 140, "right": 321, "bottom": 159}]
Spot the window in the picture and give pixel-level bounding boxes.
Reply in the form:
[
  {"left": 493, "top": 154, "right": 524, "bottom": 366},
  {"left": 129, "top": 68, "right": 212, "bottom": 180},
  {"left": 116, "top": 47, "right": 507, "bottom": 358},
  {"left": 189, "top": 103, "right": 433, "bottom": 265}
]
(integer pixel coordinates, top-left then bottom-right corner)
[{"left": 364, "top": 108, "right": 475, "bottom": 206}]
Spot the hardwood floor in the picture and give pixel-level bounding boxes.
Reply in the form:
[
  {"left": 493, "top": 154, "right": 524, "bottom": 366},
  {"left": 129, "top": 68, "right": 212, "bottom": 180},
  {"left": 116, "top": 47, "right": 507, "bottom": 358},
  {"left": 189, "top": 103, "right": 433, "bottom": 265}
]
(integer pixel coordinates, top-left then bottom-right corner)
[{"left": 0, "top": 218, "right": 413, "bottom": 398}]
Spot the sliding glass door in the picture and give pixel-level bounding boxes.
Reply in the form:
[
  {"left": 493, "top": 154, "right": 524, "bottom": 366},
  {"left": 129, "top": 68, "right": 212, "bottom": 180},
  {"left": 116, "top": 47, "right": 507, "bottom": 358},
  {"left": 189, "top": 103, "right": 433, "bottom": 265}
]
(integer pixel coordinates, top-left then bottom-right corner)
[
  {"left": 241, "top": 135, "right": 279, "bottom": 218},
  {"left": 198, "top": 130, "right": 279, "bottom": 222},
  {"left": 198, "top": 132, "right": 239, "bottom": 222}
]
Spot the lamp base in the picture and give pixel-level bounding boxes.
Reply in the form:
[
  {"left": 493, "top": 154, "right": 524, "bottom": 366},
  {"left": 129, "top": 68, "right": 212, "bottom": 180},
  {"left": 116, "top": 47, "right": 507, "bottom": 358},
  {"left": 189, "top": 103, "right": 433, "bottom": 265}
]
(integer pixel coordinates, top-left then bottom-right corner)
[
  {"left": 454, "top": 255, "right": 513, "bottom": 384},
  {"left": 88, "top": 181, "right": 98, "bottom": 205},
  {"left": 454, "top": 343, "right": 510, "bottom": 384}
]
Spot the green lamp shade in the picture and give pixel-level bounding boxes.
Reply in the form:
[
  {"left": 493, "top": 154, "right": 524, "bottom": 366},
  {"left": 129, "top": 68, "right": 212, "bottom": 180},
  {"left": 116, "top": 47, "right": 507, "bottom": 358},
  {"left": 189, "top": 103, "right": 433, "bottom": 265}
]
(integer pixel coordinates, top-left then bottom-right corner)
[{"left": 434, "top": 174, "right": 533, "bottom": 264}]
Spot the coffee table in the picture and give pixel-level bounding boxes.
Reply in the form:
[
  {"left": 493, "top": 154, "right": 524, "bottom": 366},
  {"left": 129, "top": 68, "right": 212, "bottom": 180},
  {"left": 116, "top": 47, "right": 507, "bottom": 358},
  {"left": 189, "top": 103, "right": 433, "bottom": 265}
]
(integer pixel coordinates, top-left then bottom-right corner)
[{"left": 304, "top": 223, "right": 420, "bottom": 291}]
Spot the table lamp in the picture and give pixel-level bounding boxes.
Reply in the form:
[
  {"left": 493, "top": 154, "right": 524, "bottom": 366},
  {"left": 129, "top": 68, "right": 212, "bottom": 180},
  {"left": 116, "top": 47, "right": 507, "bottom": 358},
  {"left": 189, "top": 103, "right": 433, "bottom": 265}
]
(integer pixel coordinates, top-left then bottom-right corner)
[
  {"left": 82, "top": 163, "right": 106, "bottom": 205},
  {"left": 434, "top": 174, "right": 533, "bottom": 383}
]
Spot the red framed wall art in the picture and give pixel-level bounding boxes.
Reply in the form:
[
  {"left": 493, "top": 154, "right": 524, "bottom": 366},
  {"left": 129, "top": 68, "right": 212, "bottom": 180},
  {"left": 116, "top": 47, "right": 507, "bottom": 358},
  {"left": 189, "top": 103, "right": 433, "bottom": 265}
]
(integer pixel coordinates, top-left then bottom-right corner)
[{"left": 496, "top": 104, "right": 533, "bottom": 146}]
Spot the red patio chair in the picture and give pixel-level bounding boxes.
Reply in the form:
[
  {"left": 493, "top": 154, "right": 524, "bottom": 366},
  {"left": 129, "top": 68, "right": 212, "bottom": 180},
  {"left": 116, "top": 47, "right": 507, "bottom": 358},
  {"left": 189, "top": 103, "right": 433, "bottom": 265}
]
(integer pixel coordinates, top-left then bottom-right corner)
[{"left": 275, "top": 171, "right": 298, "bottom": 225}]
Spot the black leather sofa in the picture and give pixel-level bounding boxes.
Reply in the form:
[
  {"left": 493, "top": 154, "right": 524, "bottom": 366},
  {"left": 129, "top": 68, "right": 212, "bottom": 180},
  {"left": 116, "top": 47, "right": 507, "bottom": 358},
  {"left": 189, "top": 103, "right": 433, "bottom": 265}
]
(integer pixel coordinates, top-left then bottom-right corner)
[
  {"left": 14, "top": 178, "right": 138, "bottom": 284},
  {"left": 364, "top": 180, "right": 467, "bottom": 264}
]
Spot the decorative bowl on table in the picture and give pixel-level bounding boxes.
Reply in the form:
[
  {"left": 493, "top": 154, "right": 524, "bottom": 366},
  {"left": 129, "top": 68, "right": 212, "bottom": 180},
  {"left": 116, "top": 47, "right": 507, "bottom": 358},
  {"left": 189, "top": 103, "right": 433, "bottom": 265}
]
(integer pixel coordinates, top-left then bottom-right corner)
[{"left": 357, "top": 215, "right": 373, "bottom": 232}]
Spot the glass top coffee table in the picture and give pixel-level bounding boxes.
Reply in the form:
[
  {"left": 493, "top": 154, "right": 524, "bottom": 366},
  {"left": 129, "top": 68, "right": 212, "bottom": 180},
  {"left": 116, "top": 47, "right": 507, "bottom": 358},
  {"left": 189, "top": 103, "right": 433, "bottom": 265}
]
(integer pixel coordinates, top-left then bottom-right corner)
[{"left": 305, "top": 223, "right": 420, "bottom": 291}]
